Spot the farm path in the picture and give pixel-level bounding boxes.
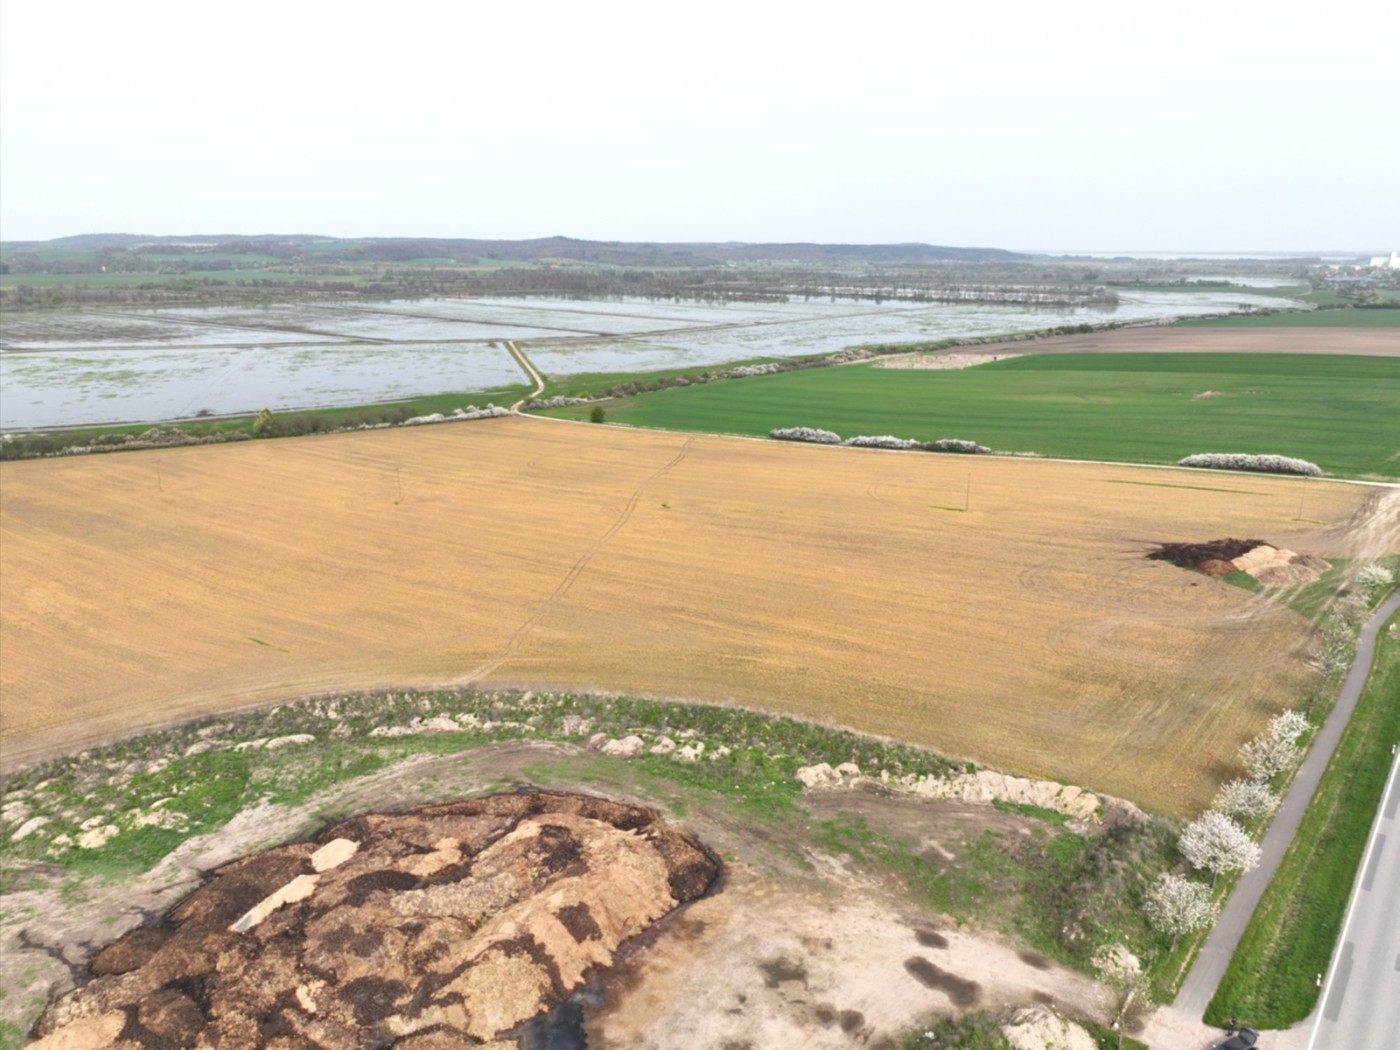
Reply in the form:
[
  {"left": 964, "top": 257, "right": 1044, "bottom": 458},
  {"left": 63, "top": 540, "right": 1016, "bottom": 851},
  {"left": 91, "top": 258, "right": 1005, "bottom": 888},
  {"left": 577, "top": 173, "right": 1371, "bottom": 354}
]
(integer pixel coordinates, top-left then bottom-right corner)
[
  {"left": 1162, "top": 580, "right": 1400, "bottom": 1043},
  {"left": 505, "top": 338, "right": 544, "bottom": 409},
  {"left": 457, "top": 434, "right": 696, "bottom": 685}
]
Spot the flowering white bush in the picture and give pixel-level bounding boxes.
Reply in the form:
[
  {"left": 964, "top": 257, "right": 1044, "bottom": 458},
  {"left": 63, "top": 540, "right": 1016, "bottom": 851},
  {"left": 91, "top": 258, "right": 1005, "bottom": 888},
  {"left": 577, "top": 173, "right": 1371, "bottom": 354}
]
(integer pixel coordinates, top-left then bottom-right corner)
[
  {"left": 1213, "top": 778, "right": 1278, "bottom": 821},
  {"left": 723, "top": 363, "right": 783, "bottom": 377},
  {"left": 1356, "top": 563, "right": 1395, "bottom": 592},
  {"left": 1240, "top": 733, "right": 1302, "bottom": 782},
  {"left": 525, "top": 395, "right": 595, "bottom": 409},
  {"left": 770, "top": 427, "right": 841, "bottom": 444},
  {"left": 1144, "top": 873, "right": 1219, "bottom": 944},
  {"left": 1179, "top": 811, "right": 1261, "bottom": 885},
  {"left": 1268, "top": 709, "right": 1310, "bottom": 745},
  {"left": 1177, "top": 453, "right": 1321, "bottom": 477},
  {"left": 844, "top": 435, "right": 922, "bottom": 450},
  {"left": 926, "top": 438, "right": 991, "bottom": 454}
]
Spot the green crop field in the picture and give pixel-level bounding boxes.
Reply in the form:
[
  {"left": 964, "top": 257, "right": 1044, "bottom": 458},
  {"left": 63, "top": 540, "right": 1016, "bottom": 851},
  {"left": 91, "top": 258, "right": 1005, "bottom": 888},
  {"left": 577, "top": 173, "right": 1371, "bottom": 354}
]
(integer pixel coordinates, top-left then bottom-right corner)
[{"left": 546, "top": 353, "right": 1400, "bottom": 480}]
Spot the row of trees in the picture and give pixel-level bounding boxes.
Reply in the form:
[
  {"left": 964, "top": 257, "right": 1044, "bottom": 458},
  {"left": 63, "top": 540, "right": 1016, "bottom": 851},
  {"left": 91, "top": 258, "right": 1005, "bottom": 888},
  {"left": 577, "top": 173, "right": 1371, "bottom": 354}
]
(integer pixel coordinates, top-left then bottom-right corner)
[
  {"left": 1143, "top": 708, "right": 1310, "bottom": 956},
  {"left": 1092, "top": 707, "right": 1316, "bottom": 1044}
]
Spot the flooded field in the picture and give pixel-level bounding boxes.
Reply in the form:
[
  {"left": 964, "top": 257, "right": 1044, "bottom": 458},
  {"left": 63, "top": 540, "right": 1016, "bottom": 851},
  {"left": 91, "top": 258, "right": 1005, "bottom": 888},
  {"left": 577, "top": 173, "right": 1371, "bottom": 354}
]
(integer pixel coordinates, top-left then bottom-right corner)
[{"left": 0, "top": 291, "right": 1301, "bottom": 429}]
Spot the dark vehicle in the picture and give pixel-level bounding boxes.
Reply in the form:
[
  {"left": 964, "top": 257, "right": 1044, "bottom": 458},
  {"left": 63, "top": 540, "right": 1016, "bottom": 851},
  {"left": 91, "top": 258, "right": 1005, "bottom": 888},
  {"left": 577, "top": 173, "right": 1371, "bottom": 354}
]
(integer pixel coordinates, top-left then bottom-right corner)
[{"left": 1213, "top": 1027, "right": 1259, "bottom": 1050}]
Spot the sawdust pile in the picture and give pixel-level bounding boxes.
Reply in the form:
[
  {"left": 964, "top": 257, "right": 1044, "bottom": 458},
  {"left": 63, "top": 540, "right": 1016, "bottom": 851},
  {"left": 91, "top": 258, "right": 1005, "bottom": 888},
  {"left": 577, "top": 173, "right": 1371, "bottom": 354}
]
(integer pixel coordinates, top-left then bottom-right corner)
[
  {"left": 1148, "top": 538, "right": 1328, "bottom": 587},
  {"left": 31, "top": 793, "right": 719, "bottom": 1049}
]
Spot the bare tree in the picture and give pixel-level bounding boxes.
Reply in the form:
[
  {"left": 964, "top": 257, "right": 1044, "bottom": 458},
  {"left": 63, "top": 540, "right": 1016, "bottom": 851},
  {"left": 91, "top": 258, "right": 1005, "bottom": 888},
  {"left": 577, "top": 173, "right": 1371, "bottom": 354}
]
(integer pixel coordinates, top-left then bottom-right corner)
[
  {"left": 1093, "top": 944, "right": 1154, "bottom": 1050},
  {"left": 1144, "top": 873, "right": 1218, "bottom": 949},
  {"left": 1179, "top": 811, "right": 1261, "bottom": 888}
]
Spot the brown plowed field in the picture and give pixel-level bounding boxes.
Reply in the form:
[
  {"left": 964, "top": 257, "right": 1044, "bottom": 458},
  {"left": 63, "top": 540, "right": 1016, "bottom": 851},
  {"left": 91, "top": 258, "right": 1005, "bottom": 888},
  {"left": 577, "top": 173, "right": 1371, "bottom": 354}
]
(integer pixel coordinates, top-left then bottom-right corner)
[
  {"left": 0, "top": 419, "right": 1384, "bottom": 815},
  {"left": 958, "top": 325, "right": 1399, "bottom": 357}
]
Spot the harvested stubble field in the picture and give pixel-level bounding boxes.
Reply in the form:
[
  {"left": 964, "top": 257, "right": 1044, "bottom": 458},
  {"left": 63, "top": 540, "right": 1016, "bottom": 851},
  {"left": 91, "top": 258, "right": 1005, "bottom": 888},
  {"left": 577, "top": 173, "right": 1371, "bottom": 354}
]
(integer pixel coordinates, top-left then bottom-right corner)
[{"left": 0, "top": 418, "right": 1384, "bottom": 816}]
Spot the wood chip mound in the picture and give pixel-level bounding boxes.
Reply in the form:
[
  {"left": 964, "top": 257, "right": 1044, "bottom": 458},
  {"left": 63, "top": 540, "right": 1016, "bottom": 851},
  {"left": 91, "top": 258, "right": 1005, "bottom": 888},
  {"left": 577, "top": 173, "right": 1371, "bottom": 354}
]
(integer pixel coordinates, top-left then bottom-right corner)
[{"left": 31, "top": 793, "right": 720, "bottom": 1049}]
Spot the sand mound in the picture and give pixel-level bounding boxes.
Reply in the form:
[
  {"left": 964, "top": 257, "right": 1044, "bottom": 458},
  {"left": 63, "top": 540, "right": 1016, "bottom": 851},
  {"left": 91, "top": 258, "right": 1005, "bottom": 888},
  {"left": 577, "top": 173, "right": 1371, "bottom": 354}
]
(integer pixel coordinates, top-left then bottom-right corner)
[{"left": 32, "top": 793, "right": 719, "bottom": 1049}]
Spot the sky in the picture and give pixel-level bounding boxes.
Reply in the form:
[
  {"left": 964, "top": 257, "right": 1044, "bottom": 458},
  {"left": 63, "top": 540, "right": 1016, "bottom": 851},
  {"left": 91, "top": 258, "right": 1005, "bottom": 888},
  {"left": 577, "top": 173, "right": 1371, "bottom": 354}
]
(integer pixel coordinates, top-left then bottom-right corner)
[{"left": 1, "top": 0, "right": 1396, "bottom": 253}]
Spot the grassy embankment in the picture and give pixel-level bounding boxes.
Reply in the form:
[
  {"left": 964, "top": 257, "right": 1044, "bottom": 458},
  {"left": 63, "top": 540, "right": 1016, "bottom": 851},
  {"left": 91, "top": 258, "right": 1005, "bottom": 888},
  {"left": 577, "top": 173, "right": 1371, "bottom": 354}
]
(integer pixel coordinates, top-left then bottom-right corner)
[
  {"left": 541, "top": 352, "right": 1400, "bottom": 481},
  {"left": 1205, "top": 599, "right": 1400, "bottom": 1028},
  {"left": 0, "top": 385, "right": 532, "bottom": 459}
]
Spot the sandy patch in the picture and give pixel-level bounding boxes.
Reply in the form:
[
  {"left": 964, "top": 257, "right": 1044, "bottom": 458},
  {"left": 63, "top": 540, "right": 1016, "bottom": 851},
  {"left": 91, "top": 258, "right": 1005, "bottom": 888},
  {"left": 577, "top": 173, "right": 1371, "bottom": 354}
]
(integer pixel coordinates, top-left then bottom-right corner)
[
  {"left": 594, "top": 871, "right": 1106, "bottom": 1049},
  {"left": 874, "top": 351, "right": 1022, "bottom": 370}
]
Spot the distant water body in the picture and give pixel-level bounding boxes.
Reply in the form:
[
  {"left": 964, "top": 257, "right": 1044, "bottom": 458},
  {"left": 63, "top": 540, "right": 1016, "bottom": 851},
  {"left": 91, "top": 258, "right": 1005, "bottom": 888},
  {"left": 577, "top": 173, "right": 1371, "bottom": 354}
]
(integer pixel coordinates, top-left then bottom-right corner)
[{"left": 1034, "top": 250, "right": 1380, "bottom": 261}]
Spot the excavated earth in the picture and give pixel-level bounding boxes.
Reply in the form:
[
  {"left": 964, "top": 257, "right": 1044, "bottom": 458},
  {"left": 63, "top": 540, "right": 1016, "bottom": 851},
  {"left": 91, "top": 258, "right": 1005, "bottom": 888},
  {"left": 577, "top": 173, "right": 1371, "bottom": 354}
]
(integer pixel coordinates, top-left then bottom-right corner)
[
  {"left": 1147, "top": 537, "right": 1329, "bottom": 587},
  {"left": 30, "top": 792, "right": 720, "bottom": 1049}
]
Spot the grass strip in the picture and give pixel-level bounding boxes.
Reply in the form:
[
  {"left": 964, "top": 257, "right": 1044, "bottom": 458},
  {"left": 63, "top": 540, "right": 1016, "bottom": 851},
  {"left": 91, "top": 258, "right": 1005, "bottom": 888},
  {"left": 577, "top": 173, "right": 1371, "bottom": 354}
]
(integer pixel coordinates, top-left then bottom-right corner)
[
  {"left": 1205, "top": 603, "right": 1400, "bottom": 1027},
  {"left": 0, "top": 385, "right": 530, "bottom": 459}
]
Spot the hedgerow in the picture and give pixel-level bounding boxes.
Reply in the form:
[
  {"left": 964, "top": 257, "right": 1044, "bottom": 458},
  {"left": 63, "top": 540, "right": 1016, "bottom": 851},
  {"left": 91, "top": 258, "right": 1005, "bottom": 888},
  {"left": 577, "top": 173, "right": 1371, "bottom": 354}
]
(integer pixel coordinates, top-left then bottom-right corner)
[
  {"left": 1176, "top": 453, "right": 1321, "bottom": 476},
  {"left": 770, "top": 426, "right": 841, "bottom": 444}
]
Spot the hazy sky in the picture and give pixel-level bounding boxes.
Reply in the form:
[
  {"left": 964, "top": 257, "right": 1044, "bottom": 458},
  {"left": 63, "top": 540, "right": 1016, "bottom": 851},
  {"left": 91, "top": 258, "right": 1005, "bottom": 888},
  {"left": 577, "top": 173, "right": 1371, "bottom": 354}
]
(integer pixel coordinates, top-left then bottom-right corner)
[{"left": 2, "top": 0, "right": 1395, "bottom": 252}]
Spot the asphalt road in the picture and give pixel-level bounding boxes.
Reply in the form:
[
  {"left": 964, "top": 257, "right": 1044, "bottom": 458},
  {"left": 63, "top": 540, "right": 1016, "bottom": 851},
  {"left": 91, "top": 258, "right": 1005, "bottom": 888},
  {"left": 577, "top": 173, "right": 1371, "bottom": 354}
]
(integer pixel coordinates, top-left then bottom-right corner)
[
  {"left": 1306, "top": 745, "right": 1400, "bottom": 1049},
  {"left": 1174, "top": 587, "right": 1400, "bottom": 1023}
]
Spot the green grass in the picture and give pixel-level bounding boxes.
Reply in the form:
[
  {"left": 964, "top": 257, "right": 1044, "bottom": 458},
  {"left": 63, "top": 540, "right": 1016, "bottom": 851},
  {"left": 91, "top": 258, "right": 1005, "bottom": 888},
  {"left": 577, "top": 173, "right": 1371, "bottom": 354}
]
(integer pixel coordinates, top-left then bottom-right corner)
[
  {"left": 1222, "top": 571, "right": 1264, "bottom": 593},
  {"left": 534, "top": 355, "right": 795, "bottom": 401},
  {"left": 991, "top": 799, "right": 1074, "bottom": 825},
  {"left": 1206, "top": 603, "right": 1400, "bottom": 1027},
  {"left": 549, "top": 352, "right": 1400, "bottom": 480}
]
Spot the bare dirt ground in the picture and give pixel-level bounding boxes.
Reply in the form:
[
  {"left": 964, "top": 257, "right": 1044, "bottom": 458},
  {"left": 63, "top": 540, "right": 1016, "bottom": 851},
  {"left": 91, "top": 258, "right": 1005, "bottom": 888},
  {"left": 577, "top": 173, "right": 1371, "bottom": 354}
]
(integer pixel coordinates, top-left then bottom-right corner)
[
  {"left": 874, "top": 351, "right": 1024, "bottom": 369},
  {"left": 3, "top": 746, "right": 1118, "bottom": 1049},
  {"left": 1, "top": 419, "right": 1382, "bottom": 817},
  {"left": 948, "top": 325, "right": 1399, "bottom": 358}
]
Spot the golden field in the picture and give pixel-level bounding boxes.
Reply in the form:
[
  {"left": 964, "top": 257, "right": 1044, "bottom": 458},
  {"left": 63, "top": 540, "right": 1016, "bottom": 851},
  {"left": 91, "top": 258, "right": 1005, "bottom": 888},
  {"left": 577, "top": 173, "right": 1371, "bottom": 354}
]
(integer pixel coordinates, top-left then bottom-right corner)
[{"left": 0, "top": 418, "right": 1387, "bottom": 815}]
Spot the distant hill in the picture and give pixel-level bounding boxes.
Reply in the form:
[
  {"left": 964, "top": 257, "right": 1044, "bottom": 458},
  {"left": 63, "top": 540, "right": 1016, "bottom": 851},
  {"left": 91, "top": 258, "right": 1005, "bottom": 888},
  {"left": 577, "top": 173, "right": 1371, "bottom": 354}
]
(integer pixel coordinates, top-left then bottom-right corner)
[{"left": 1, "top": 233, "right": 1030, "bottom": 266}]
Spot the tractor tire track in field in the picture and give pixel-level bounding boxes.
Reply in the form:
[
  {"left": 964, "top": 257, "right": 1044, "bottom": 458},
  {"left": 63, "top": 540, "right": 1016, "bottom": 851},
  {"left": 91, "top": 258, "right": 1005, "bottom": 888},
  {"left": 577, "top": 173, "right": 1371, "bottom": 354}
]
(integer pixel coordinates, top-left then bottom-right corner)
[{"left": 459, "top": 437, "right": 696, "bottom": 685}]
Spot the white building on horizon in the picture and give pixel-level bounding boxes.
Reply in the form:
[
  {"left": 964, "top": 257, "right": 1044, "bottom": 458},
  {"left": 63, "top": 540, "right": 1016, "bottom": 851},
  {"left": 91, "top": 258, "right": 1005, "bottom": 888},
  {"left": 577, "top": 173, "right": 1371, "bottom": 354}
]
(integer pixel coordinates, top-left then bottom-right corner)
[{"left": 1368, "top": 252, "right": 1400, "bottom": 269}]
